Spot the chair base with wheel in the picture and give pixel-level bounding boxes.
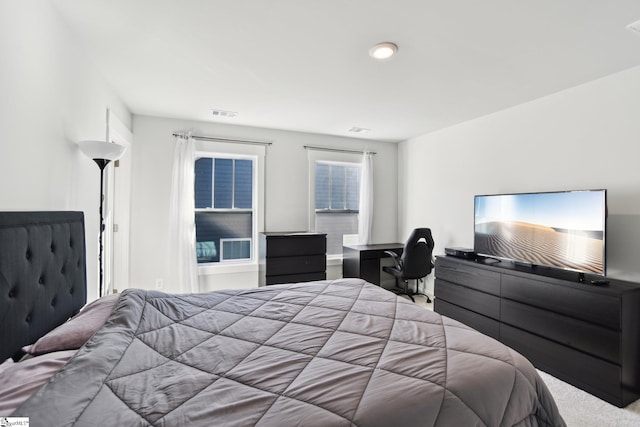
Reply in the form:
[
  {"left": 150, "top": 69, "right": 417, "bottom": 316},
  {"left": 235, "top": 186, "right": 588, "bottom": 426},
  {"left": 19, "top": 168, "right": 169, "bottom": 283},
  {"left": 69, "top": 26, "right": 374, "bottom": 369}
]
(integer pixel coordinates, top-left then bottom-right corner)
[{"left": 385, "top": 272, "right": 432, "bottom": 303}]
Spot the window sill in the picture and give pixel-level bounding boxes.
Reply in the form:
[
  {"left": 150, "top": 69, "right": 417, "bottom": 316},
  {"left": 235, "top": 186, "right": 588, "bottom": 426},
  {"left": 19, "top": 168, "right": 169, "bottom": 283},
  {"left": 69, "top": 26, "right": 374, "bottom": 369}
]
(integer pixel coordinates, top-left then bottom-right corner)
[
  {"left": 198, "top": 257, "right": 342, "bottom": 276},
  {"left": 326, "top": 255, "right": 343, "bottom": 267},
  {"left": 198, "top": 262, "right": 259, "bottom": 276}
]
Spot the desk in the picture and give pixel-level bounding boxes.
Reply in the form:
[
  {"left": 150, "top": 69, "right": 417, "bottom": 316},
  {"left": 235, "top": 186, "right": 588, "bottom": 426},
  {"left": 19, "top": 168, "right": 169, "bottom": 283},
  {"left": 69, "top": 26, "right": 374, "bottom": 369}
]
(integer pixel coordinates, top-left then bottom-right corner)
[{"left": 343, "top": 243, "right": 403, "bottom": 286}]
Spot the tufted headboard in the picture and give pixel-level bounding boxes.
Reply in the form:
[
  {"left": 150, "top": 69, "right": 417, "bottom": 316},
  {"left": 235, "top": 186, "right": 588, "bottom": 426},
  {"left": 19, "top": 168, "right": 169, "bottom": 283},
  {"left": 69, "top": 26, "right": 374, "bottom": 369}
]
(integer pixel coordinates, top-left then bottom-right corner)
[{"left": 0, "top": 211, "right": 87, "bottom": 361}]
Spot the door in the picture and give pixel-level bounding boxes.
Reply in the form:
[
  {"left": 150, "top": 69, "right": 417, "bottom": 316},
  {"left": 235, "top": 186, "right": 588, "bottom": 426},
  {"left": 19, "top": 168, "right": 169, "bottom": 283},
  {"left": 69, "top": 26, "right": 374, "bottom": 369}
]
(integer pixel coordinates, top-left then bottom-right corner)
[{"left": 107, "top": 110, "right": 133, "bottom": 294}]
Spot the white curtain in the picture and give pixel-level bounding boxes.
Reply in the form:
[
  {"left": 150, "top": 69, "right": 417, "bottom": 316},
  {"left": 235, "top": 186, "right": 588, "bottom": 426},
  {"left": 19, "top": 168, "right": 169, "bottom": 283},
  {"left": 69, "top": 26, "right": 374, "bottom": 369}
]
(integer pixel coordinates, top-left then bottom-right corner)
[
  {"left": 358, "top": 151, "right": 374, "bottom": 244},
  {"left": 168, "top": 134, "right": 198, "bottom": 293}
]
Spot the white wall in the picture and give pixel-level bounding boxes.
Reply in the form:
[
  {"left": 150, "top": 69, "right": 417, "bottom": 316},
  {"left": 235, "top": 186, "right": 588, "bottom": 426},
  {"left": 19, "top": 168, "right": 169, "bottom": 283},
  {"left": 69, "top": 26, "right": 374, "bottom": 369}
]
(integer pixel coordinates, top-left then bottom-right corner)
[
  {"left": 0, "top": 0, "right": 131, "bottom": 301},
  {"left": 130, "top": 115, "right": 398, "bottom": 293},
  {"left": 399, "top": 65, "right": 640, "bottom": 283}
]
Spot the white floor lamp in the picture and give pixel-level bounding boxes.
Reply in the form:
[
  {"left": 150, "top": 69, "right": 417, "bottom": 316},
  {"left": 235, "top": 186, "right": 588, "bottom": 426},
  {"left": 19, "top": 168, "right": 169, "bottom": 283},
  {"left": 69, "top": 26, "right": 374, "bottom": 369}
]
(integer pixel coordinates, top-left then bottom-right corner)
[{"left": 79, "top": 140, "right": 126, "bottom": 298}]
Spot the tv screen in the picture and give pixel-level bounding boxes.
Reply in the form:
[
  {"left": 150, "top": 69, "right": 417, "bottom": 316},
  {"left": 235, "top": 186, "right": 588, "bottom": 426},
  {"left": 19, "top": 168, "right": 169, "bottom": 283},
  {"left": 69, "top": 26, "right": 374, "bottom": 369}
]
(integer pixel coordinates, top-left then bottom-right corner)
[{"left": 474, "top": 189, "right": 607, "bottom": 275}]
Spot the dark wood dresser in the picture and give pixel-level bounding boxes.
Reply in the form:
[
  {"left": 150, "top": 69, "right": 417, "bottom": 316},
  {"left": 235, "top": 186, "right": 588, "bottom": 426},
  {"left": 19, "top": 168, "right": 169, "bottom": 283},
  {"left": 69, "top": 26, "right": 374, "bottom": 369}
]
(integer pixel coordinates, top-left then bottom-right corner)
[
  {"left": 259, "top": 232, "right": 327, "bottom": 286},
  {"left": 434, "top": 255, "right": 640, "bottom": 407}
]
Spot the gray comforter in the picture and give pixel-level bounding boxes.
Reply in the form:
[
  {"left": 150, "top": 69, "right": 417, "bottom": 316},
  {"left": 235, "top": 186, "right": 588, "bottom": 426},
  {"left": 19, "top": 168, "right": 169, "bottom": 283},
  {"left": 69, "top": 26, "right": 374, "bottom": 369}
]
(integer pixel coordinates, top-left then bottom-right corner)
[{"left": 16, "top": 279, "right": 565, "bottom": 426}]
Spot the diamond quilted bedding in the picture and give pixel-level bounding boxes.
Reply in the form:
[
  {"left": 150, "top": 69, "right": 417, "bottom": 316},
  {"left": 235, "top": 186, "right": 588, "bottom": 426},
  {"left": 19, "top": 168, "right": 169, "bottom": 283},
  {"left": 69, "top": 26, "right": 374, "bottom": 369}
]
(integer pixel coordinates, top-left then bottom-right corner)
[{"left": 15, "top": 279, "right": 565, "bottom": 426}]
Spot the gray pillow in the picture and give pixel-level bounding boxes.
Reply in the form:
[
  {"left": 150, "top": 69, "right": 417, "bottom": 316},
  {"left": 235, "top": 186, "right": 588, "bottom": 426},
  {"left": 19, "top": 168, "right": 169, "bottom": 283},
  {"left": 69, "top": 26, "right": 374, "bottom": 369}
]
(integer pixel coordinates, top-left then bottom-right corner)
[{"left": 22, "top": 294, "right": 119, "bottom": 355}]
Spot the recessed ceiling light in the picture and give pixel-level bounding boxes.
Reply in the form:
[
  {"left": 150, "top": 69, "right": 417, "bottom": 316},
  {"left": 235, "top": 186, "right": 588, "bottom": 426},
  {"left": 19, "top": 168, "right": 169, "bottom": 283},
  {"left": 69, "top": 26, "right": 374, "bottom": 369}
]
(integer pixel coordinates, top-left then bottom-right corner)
[
  {"left": 627, "top": 19, "right": 640, "bottom": 35},
  {"left": 369, "top": 42, "right": 398, "bottom": 60},
  {"left": 211, "top": 109, "right": 238, "bottom": 118}
]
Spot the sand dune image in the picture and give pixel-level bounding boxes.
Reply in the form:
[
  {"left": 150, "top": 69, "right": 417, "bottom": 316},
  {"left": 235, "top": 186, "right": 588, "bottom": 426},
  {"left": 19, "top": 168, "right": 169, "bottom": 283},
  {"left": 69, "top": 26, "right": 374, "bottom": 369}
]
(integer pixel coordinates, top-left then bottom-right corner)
[{"left": 475, "top": 221, "right": 603, "bottom": 274}]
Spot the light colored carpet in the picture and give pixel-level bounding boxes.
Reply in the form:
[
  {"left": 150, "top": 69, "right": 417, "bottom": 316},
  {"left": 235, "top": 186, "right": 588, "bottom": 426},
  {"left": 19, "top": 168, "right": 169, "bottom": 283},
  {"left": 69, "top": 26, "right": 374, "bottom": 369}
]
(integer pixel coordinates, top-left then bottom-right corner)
[{"left": 537, "top": 370, "right": 640, "bottom": 427}]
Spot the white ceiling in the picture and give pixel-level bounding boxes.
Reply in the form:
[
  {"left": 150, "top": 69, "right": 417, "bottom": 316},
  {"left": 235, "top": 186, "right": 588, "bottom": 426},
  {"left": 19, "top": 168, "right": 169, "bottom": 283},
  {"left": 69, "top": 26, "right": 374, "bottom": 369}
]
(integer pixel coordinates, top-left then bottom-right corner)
[{"left": 51, "top": 0, "right": 640, "bottom": 142}]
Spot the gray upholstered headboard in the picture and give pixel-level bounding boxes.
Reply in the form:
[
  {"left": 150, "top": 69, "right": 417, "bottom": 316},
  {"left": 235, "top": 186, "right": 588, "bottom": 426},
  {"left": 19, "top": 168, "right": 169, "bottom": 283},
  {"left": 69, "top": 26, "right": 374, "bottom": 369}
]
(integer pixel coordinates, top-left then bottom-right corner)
[{"left": 0, "top": 211, "right": 87, "bottom": 361}]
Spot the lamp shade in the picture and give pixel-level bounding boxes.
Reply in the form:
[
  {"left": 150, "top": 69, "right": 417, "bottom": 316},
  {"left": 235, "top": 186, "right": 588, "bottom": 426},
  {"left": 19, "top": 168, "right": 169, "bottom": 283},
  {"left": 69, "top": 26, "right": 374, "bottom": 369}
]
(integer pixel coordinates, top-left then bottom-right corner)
[{"left": 79, "top": 140, "right": 126, "bottom": 161}]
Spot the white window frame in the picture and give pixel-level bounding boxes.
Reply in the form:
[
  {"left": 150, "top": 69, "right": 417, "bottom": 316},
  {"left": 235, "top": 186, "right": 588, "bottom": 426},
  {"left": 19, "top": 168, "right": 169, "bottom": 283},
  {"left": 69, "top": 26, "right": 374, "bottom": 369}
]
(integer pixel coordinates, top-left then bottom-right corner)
[
  {"left": 314, "top": 160, "right": 362, "bottom": 213},
  {"left": 195, "top": 150, "right": 259, "bottom": 271},
  {"left": 308, "top": 151, "right": 363, "bottom": 260},
  {"left": 220, "top": 237, "right": 253, "bottom": 262}
]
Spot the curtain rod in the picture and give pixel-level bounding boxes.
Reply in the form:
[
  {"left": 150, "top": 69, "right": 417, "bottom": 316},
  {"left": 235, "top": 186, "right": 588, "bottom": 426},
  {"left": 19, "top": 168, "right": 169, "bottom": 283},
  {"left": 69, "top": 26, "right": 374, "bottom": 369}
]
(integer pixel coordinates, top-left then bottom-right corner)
[
  {"left": 173, "top": 133, "right": 273, "bottom": 147},
  {"left": 303, "top": 145, "right": 376, "bottom": 155}
]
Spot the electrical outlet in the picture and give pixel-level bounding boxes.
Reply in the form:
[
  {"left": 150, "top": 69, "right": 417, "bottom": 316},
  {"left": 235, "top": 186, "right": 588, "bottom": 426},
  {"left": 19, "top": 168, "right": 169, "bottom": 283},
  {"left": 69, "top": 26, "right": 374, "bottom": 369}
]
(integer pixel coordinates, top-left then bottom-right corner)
[{"left": 155, "top": 278, "right": 163, "bottom": 290}]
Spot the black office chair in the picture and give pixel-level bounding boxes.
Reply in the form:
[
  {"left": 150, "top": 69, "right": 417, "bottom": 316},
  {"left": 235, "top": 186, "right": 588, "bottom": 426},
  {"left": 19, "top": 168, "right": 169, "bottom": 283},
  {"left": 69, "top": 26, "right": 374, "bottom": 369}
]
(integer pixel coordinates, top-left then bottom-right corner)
[{"left": 382, "top": 228, "right": 435, "bottom": 303}]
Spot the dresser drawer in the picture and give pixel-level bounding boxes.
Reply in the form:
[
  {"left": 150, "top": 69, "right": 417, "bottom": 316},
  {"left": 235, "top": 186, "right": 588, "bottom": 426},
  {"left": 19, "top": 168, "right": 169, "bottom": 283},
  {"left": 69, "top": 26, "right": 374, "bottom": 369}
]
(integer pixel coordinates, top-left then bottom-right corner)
[
  {"left": 265, "top": 235, "right": 326, "bottom": 257},
  {"left": 501, "top": 274, "right": 620, "bottom": 329},
  {"left": 435, "top": 257, "right": 500, "bottom": 295},
  {"left": 435, "top": 279, "right": 500, "bottom": 320},
  {"left": 501, "top": 324, "right": 622, "bottom": 406},
  {"left": 501, "top": 299, "right": 620, "bottom": 363},
  {"left": 435, "top": 299, "right": 500, "bottom": 339},
  {"left": 265, "top": 254, "right": 326, "bottom": 276},
  {"left": 266, "top": 272, "right": 326, "bottom": 285}
]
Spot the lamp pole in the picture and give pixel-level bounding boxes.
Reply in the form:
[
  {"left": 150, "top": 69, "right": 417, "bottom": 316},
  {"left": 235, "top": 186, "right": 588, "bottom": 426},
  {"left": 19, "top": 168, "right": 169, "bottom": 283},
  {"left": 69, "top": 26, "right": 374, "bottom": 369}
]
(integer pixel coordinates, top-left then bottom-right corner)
[
  {"left": 94, "top": 159, "right": 110, "bottom": 298},
  {"left": 79, "top": 140, "right": 126, "bottom": 299}
]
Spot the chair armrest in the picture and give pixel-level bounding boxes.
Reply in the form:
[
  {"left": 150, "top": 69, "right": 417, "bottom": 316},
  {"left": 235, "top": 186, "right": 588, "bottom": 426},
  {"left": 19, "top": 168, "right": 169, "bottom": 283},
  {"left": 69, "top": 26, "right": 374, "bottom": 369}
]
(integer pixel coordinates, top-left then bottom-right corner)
[{"left": 384, "top": 250, "right": 402, "bottom": 269}]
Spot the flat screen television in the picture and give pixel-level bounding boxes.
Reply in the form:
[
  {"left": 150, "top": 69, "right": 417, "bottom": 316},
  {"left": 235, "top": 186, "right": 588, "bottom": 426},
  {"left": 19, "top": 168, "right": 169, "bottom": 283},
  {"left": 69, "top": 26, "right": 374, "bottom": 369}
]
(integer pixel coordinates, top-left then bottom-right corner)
[{"left": 474, "top": 189, "right": 607, "bottom": 276}]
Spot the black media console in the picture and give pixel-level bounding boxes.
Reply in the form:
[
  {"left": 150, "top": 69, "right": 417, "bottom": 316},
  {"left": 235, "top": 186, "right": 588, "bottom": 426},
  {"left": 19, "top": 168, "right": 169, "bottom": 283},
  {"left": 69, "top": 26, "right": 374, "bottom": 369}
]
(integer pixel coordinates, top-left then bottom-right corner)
[{"left": 434, "top": 255, "right": 640, "bottom": 407}]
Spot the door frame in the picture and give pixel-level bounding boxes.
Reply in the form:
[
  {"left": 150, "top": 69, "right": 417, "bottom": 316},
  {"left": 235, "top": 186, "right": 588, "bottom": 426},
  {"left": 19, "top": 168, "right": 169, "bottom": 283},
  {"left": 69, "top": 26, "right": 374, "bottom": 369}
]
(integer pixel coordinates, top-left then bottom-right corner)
[{"left": 106, "top": 109, "right": 133, "bottom": 294}]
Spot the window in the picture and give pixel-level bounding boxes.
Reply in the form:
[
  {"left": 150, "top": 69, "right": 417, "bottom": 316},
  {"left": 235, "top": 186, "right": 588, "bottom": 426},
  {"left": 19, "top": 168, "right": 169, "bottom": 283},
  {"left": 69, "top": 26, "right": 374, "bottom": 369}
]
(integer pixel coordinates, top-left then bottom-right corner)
[
  {"left": 314, "top": 161, "right": 361, "bottom": 255},
  {"left": 194, "top": 156, "right": 255, "bottom": 263}
]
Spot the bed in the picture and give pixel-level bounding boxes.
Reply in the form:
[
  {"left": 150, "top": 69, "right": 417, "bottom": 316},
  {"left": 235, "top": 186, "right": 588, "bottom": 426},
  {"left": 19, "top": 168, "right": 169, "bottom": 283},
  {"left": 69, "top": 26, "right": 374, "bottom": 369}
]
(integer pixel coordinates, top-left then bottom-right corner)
[{"left": 0, "top": 211, "right": 565, "bottom": 426}]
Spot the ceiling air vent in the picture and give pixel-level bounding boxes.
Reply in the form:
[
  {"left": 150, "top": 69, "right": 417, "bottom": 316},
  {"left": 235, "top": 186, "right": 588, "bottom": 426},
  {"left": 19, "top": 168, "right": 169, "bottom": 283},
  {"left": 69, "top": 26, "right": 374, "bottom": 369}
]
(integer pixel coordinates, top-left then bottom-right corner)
[
  {"left": 211, "top": 109, "right": 238, "bottom": 118},
  {"left": 627, "top": 19, "right": 640, "bottom": 36},
  {"left": 348, "top": 127, "right": 371, "bottom": 133}
]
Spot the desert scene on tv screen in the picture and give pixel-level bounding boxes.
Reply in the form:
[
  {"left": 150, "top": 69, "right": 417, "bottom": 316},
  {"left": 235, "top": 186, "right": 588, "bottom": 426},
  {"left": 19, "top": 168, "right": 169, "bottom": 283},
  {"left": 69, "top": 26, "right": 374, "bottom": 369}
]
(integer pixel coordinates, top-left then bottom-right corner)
[
  {"left": 474, "top": 192, "right": 604, "bottom": 274},
  {"left": 475, "top": 221, "right": 603, "bottom": 273}
]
